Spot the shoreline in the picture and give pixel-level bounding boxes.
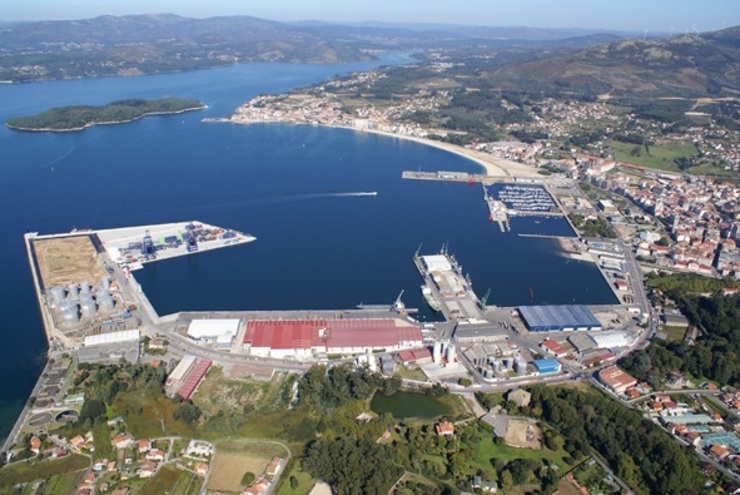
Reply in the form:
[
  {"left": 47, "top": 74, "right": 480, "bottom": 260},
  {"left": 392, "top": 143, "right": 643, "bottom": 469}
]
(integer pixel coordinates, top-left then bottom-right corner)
[
  {"left": 211, "top": 117, "right": 543, "bottom": 179},
  {"left": 6, "top": 105, "right": 207, "bottom": 133}
]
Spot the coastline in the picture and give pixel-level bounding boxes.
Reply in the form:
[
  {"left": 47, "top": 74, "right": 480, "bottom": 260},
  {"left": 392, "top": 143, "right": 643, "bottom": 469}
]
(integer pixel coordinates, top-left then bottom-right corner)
[
  {"left": 6, "top": 105, "right": 207, "bottom": 133},
  {"left": 210, "top": 117, "right": 543, "bottom": 179}
]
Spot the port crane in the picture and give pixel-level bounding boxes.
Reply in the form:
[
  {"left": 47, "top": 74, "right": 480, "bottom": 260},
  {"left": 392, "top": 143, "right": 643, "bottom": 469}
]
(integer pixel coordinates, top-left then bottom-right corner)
[
  {"left": 185, "top": 222, "right": 199, "bottom": 252},
  {"left": 141, "top": 230, "right": 156, "bottom": 260},
  {"left": 393, "top": 290, "right": 406, "bottom": 313}
]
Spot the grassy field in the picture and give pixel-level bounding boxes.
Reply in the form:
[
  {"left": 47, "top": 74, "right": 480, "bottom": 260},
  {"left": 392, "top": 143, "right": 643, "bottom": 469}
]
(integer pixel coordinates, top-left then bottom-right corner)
[
  {"left": 610, "top": 140, "right": 698, "bottom": 172},
  {"left": 41, "top": 470, "right": 84, "bottom": 495},
  {"left": 193, "top": 368, "right": 289, "bottom": 419},
  {"left": 0, "top": 455, "right": 89, "bottom": 487},
  {"left": 92, "top": 422, "right": 113, "bottom": 461},
  {"left": 275, "top": 460, "right": 315, "bottom": 495},
  {"left": 130, "top": 466, "right": 199, "bottom": 495},
  {"left": 661, "top": 325, "right": 687, "bottom": 342},
  {"left": 474, "top": 437, "right": 571, "bottom": 472},
  {"left": 111, "top": 388, "right": 192, "bottom": 439},
  {"left": 392, "top": 367, "right": 427, "bottom": 381}
]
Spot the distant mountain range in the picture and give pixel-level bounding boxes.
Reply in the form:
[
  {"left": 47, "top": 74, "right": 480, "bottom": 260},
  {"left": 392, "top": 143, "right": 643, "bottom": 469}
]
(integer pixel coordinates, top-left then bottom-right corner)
[
  {"left": 488, "top": 26, "right": 740, "bottom": 96},
  {"left": 0, "top": 13, "right": 737, "bottom": 97}
]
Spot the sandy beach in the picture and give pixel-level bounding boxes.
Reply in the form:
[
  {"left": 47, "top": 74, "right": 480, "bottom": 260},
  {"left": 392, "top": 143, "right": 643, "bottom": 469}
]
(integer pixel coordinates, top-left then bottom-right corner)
[{"left": 223, "top": 115, "right": 543, "bottom": 179}]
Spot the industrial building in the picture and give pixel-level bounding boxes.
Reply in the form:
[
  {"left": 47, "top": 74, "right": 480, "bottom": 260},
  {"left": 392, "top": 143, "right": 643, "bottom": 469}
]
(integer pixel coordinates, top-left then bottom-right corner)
[
  {"left": 598, "top": 365, "right": 637, "bottom": 394},
  {"left": 187, "top": 319, "right": 241, "bottom": 349},
  {"left": 83, "top": 329, "right": 140, "bottom": 347},
  {"left": 533, "top": 359, "right": 561, "bottom": 374},
  {"left": 78, "top": 330, "right": 141, "bottom": 363},
  {"left": 589, "top": 331, "right": 632, "bottom": 350},
  {"left": 166, "top": 355, "right": 196, "bottom": 388},
  {"left": 178, "top": 359, "right": 212, "bottom": 401},
  {"left": 242, "top": 318, "right": 422, "bottom": 358},
  {"left": 518, "top": 305, "right": 602, "bottom": 332}
]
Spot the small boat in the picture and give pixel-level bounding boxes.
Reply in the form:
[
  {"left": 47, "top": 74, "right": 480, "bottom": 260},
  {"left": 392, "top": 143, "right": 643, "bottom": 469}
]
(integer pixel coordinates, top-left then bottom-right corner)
[{"left": 421, "top": 285, "right": 441, "bottom": 312}]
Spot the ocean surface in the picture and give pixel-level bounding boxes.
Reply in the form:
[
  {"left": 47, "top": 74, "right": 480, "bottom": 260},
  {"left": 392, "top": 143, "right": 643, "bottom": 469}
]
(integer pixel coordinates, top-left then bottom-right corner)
[{"left": 0, "top": 55, "right": 616, "bottom": 441}]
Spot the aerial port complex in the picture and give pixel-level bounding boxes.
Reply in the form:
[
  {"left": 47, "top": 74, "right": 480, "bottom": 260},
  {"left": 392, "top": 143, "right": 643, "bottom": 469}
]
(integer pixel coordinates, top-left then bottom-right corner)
[{"left": 7, "top": 174, "right": 654, "bottom": 453}]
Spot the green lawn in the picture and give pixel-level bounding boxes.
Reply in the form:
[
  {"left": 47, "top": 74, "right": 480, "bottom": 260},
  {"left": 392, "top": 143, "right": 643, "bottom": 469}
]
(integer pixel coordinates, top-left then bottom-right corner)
[{"left": 610, "top": 140, "right": 698, "bottom": 172}]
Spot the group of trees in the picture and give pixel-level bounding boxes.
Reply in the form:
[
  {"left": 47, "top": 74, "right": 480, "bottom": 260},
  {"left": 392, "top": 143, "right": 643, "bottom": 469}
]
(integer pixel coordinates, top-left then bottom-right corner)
[
  {"left": 625, "top": 275, "right": 740, "bottom": 387},
  {"left": 568, "top": 213, "right": 617, "bottom": 238},
  {"left": 297, "top": 364, "right": 401, "bottom": 408},
  {"left": 622, "top": 294, "right": 740, "bottom": 386},
  {"left": 527, "top": 385, "right": 705, "bottom": 494},
  {"left": 302, "top": 437, "right": 402, "bottom": 495}
]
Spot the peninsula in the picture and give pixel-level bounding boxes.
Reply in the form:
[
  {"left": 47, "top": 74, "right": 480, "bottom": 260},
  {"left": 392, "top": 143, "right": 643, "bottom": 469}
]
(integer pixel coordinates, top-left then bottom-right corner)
[{"left": 5, "top": 97, "right": 205, "bottom": 132}]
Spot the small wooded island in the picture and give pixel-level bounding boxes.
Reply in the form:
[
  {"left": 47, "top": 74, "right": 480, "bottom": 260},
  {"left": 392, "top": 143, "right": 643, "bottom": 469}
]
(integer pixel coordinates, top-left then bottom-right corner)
[{"left": 5, "top": 97, "right": 205, "bottom": 132}]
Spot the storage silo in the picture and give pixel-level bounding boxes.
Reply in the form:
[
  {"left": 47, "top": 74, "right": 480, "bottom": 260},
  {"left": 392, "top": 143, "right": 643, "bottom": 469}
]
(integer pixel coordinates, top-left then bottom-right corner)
[
  {"left": 98, "top": 294, "right": 115, "bottom": 313},
  {"left": 48, "top": 286, "right": 66, "bottom": 305},
  {"left": 79, "top": 282, "right": 91, "bottom": 295},
  {"left": 60, "top": 301, "right": 79, "bottom": 325},
  {"left": 445, "top": 343, "right": 456, "bottom": 364},
  {"left": 433, "top": 342, "right": 442, "bottom": 364},
  {"left": 101, "top": 276, "right": 111, "bottom": 290},
  {"left": 79, "top": 295, "right": 97, "bottom": 317},
  {"left": 68, "top": 283, "right": 79, "bottom": 298},
  {"left": 367, "top": 352, "right": 378, "bottom": 373},
  {"left": 515, "top": 358, "right": 528, "bottom": 376}
]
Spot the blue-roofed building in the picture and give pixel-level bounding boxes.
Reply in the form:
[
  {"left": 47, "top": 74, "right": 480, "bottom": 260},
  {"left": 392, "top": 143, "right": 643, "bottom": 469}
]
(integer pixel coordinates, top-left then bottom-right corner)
[
  {"left": 701, "top": 432, "right": 740, "bottom": 452},
  {"left": 533, "top": 359, "right": 561, "bottom": 374},
  {"left": 518, "top": 305, "right": 602, "bottom": 332}
]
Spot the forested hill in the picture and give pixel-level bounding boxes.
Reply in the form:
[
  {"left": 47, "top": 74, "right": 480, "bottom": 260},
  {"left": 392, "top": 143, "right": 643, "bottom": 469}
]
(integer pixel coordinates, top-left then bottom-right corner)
[
  {"left": 0, "top": 14, "right": 371, "bottom": 82},
  {"left": 6, "top": 98, "right": 204, "bottom": 131},
  {"left": 488, "top": 25, "right": 740, "bottom": 97}
]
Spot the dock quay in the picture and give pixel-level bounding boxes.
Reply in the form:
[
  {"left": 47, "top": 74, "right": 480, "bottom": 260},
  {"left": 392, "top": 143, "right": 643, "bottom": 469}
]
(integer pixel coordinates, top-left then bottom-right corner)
[
  {"left": 23, "top": 221, "right": 256, "bottom": 351},
  {"left": 401, "top": 170, "right": 486, "bottom": 183},
  {"left": 413, "top": 250, "right": 484, "bottom": 322}
]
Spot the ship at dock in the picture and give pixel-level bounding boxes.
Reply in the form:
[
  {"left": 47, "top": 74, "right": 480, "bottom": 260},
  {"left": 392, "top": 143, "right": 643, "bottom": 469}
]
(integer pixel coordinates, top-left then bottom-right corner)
[{"left": 421, "top": 285, "right": 441, "bottom": 312}]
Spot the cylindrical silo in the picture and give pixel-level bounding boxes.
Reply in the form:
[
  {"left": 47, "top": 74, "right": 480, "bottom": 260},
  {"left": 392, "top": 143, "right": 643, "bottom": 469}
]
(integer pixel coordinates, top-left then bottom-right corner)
[
  {"left": 60, "top": 301, "right": 79, "bottom": 325},
  {"left": 79, "top": 295, "right": 97, "bottom": 317},
  {"left": 516, "top": 358, "right": 528, "bottom": 376},
  {"left": 101, "top": 276, "right": 111, "bottom": 290},
  {"left": 433, "top": 342, "right": 442, "bottom": 364},
  {"left": 48, "top": 286, "right": 66, "bottom": 305},
  {"left": 445, "top": 344, "right": 455, "bottom": 364},
  {"left": 68, "top": 283, "right": 79, "bottom": 299},
  {"left": 98, "top": 295, "right": 115, "bottom": 313},
  {"left": 79, "top": 282, "right": 91, "bottom": 295}
]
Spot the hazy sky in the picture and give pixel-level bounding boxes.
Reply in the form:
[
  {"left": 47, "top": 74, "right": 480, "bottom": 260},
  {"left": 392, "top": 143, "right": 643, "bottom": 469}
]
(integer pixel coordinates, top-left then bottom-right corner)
[{"left": 1, "top": 0, "right": 737, "bottom": 32}]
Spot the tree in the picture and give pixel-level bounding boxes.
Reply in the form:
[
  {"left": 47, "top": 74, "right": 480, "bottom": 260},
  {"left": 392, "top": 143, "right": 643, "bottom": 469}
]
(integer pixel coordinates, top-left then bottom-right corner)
[
  {"left": 500, "top": 470, "right": 514, "bottom": 490},
  {"left": 174, "top": 402, "right": 202, "bottom": 425},
  {"left": 290, "top": 476, "right": 299, "bottom": 490},
  {"left": 79, "top": 398, "right": 106, "bottom": 425},
  {"left": 241, "top": 471, "right": 256, "bottom": 486}
]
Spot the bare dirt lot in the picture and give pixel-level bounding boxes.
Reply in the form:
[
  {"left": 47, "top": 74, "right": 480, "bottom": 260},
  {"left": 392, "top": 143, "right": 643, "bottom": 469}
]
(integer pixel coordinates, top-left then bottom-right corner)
[
  {"left": 33, "top": 236, "right": 106, "bottom": 287},
  {"left": 208, "top": 453, "right": 270, "bottom": 493},
  {"left": 207, "top": 440, "right": 287, "bottom": 493},
  {"left": 505, "top": 418, "right": 542, "bottom": 450}
]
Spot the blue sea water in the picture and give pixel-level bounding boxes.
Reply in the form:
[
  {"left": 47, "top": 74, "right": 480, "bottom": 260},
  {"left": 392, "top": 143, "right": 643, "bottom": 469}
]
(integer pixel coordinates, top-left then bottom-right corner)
[{"left": 0, "top": 55, "right": 616, "bottom": 441}]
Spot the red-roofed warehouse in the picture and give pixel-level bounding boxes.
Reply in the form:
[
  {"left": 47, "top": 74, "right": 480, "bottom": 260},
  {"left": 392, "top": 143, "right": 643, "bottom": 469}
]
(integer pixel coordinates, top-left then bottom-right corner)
[{"left": 243, "top": 318, "right": 422, "bottom": 358}]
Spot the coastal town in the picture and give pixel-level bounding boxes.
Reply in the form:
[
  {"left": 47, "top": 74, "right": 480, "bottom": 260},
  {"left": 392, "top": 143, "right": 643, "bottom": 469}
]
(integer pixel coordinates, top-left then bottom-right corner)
[{"left": 3, "top": 49, "right": 740, "bottom": 495}]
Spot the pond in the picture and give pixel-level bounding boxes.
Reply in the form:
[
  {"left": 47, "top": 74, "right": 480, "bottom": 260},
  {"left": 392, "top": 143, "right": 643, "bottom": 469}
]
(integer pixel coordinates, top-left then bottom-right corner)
[{"left": 370, "top": 391, "right": 453, "bottom": 419}]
